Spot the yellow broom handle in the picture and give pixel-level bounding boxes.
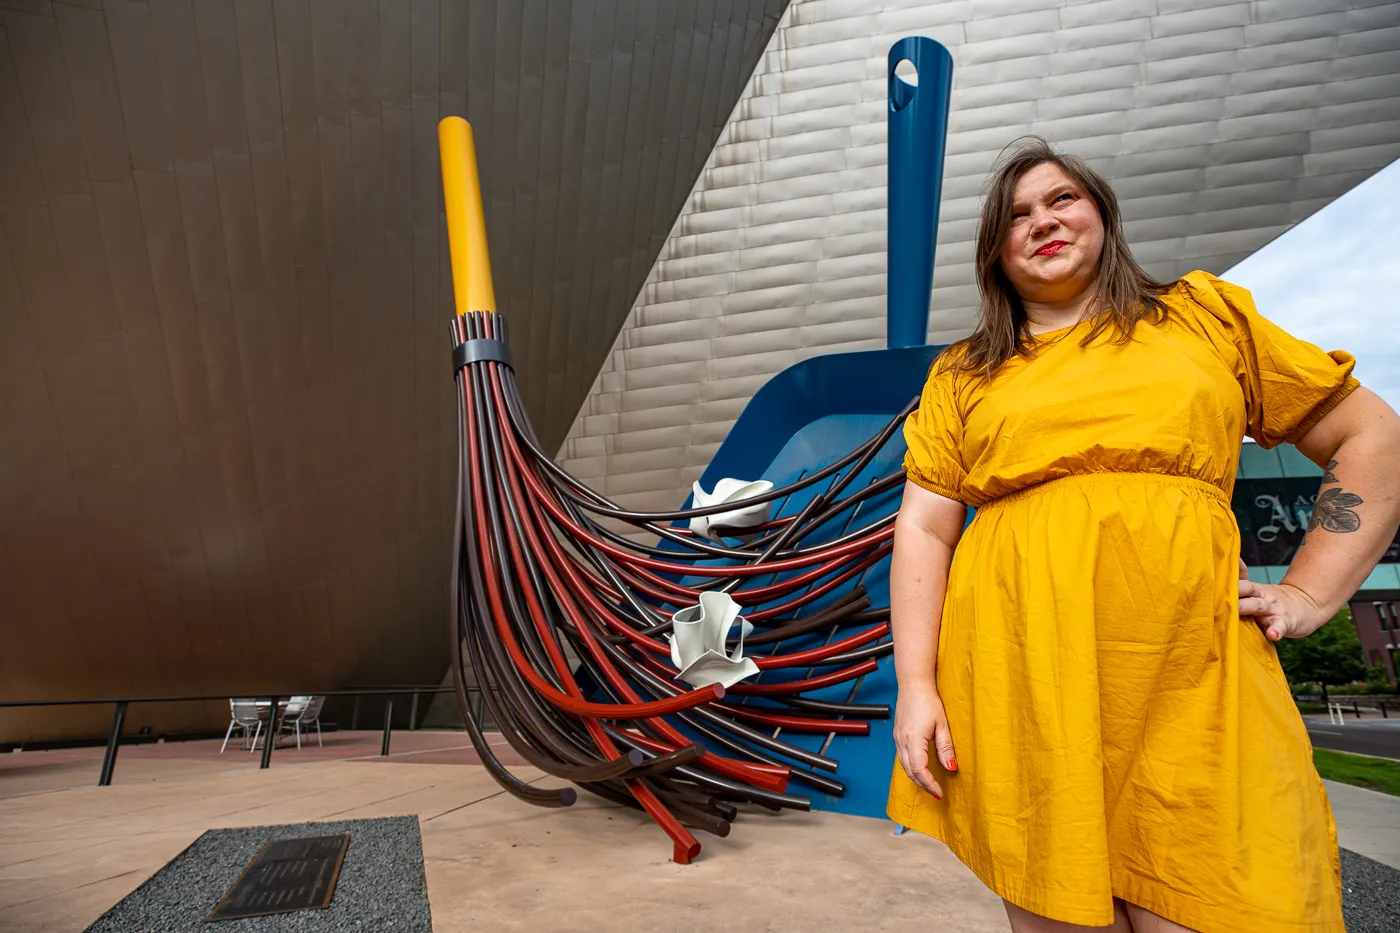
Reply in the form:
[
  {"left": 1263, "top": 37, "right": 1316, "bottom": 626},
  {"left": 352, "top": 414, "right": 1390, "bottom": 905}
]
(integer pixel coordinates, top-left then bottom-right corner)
[{"left": 437, "top": 117, "right": 496, "bottom": 315}]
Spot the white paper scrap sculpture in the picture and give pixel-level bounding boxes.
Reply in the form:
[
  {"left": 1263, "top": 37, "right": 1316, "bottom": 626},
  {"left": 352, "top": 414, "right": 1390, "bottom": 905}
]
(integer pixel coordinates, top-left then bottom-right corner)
[
  {"left": 688, "top": 478, "right": 775, "bottom": 542},
  {"left": 669, "top": 592, "right": 760, "bottom": 689}
]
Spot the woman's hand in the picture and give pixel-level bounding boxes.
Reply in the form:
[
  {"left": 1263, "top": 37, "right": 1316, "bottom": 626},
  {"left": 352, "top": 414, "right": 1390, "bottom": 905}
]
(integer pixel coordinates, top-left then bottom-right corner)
[
  {"left": 1237, "top": 558, "right": 1331, "bottom": 641},
  {"left": 893, "top": 680, "right": 957, "bottom": 800}
]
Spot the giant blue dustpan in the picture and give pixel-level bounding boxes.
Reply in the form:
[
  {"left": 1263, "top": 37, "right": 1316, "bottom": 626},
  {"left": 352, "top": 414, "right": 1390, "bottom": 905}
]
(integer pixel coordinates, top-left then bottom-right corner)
[{"left": 677, "top": 37, "right": 955, "bottom": 818}]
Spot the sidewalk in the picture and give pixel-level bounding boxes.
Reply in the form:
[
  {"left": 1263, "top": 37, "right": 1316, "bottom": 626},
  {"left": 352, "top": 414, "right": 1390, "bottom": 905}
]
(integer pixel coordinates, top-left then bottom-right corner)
[{"left": 1324, "top": 779, "right": 1400, "bottom": 870}]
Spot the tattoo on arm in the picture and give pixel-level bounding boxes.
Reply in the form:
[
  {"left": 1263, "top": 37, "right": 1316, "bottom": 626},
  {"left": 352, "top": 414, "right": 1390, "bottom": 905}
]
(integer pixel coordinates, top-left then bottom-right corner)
[{"left": 1308, "top": 460, "right": 1364, "bottom": 534}]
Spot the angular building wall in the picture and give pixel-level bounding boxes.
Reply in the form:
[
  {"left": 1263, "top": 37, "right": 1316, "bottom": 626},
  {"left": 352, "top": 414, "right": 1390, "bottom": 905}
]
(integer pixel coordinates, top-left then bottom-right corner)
[
  {"left": 558, "top": 0, "right": 1400, "bottom": 516},
  {"left": 0, "top": 0, "right": 787, "bottom": 743}
]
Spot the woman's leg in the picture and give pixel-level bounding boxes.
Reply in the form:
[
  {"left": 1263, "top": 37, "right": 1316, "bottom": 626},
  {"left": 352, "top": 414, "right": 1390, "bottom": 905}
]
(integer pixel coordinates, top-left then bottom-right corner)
[
  {"left": 1122, "top": 903, "right": 1199, "bottom": 932},
  {"left": 1004, "top": 899, "right": 1132, "bottom": 932}
]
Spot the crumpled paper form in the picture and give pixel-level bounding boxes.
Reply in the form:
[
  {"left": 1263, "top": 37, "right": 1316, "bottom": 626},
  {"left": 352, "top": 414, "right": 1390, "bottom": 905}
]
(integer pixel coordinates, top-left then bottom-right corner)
[
  {"left": 688, "top": 478, "right": 775, "bottom": 542},
  {"left": 668, "top": 591, "right": 760, "bottom": 689}
]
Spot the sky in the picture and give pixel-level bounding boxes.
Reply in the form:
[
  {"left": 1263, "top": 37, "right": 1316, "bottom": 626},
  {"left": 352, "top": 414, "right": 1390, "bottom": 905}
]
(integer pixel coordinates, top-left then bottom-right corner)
[{"left": 1225, "top": 158, "right": 1400, "bottom": 416}]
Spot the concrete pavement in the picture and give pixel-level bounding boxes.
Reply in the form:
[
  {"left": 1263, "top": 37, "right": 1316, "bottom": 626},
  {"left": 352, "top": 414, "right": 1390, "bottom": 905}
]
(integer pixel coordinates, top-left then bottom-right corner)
[
  {"left": 0, "top": 730, "right": 529, "bottom": 799},
  {"left": 1325, "top": 779, "right": 1400, "bottom": 871},
  {"left": 2, "top": 742, "right": 1394, "bottom": 932},
  {"left": 0, "top": 758, "right": 1008, "bottom": 933}
]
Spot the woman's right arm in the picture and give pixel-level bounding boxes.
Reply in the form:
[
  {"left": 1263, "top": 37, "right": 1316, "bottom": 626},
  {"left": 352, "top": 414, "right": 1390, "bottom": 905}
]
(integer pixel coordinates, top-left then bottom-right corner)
[{"left": 891, "top": 480, "right": 967, "bottom": 799}]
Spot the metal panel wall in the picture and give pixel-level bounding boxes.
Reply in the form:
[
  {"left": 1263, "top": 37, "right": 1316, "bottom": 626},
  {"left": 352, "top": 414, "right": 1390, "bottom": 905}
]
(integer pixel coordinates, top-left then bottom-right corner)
[
  {"left": 558, "top": 0, "right": 1400, "bottom": 518},
  {"left": 0, "top": 0, "right": 787, "bottom": 743}
]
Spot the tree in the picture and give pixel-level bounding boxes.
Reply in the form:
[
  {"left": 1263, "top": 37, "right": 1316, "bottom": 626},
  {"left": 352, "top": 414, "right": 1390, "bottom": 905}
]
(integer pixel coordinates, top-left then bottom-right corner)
[
  {"left": 1364, "top": 662, "right": 1398, "bottom": 696},
  {"left": 1275, "top": 606, "right": 1366, "bottom": 704}
]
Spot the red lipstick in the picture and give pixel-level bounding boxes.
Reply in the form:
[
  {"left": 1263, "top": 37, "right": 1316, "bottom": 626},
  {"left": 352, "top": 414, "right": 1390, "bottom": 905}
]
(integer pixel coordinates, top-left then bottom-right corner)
[{"left": 1034, "top": 240, "right": 1067, "bottom": 257}]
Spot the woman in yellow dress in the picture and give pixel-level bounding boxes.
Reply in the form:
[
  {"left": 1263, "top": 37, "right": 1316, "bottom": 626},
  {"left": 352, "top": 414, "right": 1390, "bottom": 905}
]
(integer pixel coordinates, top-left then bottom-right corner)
[{"left": 886, "top": 137, "right": 1400, "bottom": 932}]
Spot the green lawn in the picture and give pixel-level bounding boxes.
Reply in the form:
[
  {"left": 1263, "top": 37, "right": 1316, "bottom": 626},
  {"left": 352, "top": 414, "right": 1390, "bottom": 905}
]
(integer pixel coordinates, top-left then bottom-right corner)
[
  {"left": 1314, "top": 748, "right": 1400, "bottom": 797},
  {"left": 1296, "top": 702, "right": 1327, "bottom": 714}
]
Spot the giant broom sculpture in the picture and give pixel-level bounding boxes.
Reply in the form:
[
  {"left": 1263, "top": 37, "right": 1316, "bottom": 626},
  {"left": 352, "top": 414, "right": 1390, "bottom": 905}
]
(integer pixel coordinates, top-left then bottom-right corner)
[{"left": 440, "top": 37, "right": 953, "bottom": 864}]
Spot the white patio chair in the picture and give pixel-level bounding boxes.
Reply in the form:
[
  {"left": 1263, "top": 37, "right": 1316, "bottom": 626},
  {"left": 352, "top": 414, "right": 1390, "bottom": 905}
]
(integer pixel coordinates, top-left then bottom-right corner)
[
  {"left": 221, "top": 699, "right": 262, "bottom": 753},
  {"left": 277, "top": 695, "right": 324, "bottom": 749},
  {"left": 299, "top": 695, "right": 326, "bottom": 747}
]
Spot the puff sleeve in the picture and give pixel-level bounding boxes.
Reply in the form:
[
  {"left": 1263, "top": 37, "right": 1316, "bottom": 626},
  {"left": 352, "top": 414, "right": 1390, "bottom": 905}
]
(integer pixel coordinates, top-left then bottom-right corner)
[
  {"left": 1181, "top": 271, "right": 1360, "bottom": 450},
  {"left": 902, "top": 364, "right": 968, "bottom": 501}
]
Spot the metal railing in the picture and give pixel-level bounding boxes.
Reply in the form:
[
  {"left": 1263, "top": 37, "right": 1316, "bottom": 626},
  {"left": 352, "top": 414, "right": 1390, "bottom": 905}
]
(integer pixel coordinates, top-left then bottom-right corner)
[
  {"left": 1295, "top": 694, "right": 1395, "bottom": 718},
  {"left": 0, "top": 685, "right": 484, "bottom": 787}
]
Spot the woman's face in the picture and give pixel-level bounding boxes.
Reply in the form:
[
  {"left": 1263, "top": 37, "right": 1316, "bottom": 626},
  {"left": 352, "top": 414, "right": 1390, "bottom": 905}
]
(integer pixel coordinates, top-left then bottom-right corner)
[{"left": 998, "top": 162, "right": 1105, "bottom": 306}]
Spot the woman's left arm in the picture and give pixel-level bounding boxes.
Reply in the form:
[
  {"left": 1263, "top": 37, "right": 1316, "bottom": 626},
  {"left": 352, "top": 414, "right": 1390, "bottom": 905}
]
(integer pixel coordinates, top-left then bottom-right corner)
[{"left": 1239, "top": 386, "right": 1400, "bottom": 640}]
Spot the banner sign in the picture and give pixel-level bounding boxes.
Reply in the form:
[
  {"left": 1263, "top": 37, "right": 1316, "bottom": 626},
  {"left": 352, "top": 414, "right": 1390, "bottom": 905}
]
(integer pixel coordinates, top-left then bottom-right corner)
[{"left": 1233, "top": 478, "right": 1400, "bottom": 566}]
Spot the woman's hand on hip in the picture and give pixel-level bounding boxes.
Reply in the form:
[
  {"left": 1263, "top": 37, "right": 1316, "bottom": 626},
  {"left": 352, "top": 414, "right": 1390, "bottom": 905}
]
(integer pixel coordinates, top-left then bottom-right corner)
[
  {"left": 893, "top": 680, "right": 957, "bottom": 800},
  {"left": 1237, "top": 558, "right": 1330, "bottom": 641}
]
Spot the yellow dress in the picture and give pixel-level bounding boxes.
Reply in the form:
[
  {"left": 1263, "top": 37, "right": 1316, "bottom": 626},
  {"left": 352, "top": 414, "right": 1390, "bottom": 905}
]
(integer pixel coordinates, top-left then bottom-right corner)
[{"left": 886, "top": 272, "right": 1360, "bottom": 931}]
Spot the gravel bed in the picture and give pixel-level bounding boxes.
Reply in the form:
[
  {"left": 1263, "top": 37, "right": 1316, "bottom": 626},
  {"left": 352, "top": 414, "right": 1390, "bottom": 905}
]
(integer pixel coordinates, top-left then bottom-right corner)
[
  {"left": 84, "top": 816, "right": 431, "bottom": 933},
  {"left": 1341, "top": 847, "right": 1400, "bottom": 933}
]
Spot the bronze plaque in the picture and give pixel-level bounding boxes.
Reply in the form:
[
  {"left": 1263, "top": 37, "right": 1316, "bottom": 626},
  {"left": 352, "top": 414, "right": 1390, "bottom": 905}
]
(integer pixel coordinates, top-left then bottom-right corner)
[{"left": 208, "top": 834, "right": 350, "bottom": 921}]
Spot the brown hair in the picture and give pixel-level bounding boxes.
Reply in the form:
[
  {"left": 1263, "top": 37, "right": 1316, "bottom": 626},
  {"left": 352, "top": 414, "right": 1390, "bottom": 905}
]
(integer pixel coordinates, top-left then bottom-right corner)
[{"left": 940, "top": 136, "right": 1173, "bottom": 378}]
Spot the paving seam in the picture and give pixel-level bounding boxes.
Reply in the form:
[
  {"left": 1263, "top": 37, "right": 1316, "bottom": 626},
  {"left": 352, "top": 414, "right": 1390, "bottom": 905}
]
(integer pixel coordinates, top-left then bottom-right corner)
[{"left": 0, "top": 867, "right": 146, "bottom": 914}]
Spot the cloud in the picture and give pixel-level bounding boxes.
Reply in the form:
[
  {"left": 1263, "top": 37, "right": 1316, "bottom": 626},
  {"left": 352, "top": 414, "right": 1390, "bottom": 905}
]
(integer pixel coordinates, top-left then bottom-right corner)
[{"left": 1225, "top": 159, "right": 1400, "bottom": 414}]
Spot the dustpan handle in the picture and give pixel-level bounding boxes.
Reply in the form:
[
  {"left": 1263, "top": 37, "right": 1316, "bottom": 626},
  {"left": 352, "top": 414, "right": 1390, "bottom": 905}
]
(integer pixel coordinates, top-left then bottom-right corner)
[{"left": 887, "top": 37, "right": 953, "bottom": 349}]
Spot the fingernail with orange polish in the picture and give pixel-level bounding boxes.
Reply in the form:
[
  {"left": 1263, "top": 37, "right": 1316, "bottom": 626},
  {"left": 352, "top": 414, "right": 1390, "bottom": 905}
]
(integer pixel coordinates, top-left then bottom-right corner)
[
  {"left": 932, "top": 790, "right": 942, "bottom": 800},
  {"left": 947, "top": 758, "right": 958, "bottom": 771}
]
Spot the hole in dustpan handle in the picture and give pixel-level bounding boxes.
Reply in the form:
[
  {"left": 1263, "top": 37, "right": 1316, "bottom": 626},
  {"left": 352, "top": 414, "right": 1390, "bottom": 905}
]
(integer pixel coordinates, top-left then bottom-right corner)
[{"left": 891, "top": 59, "right": 917, "bottom": 111}]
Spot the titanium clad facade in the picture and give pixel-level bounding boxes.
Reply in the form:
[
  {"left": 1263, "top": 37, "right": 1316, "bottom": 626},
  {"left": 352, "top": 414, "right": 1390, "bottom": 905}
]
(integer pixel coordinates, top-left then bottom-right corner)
[{"left": 557, "top": 0, "right": 1400, "bottom": 518}]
